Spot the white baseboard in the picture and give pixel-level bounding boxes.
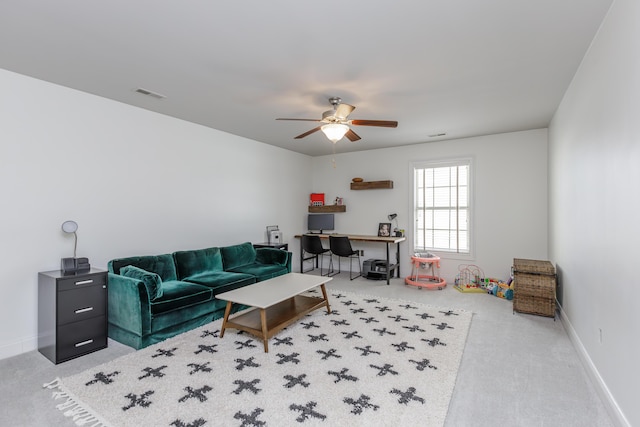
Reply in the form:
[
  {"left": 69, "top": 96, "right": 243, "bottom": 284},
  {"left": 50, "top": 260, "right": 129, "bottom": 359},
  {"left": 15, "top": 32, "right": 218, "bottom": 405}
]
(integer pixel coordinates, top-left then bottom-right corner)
[
  {"left": 559, "top": 305, "right": 630, "bottom": 427},
  {"left": 0, "top": 336, "right": 37, "bottom": 361}
]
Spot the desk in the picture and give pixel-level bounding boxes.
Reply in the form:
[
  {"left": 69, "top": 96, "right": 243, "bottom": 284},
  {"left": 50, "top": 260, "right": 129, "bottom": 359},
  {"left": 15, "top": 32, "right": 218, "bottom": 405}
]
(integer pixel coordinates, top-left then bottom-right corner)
[{"left": 295, "top": 234, "right": 406, "bottom": 285}]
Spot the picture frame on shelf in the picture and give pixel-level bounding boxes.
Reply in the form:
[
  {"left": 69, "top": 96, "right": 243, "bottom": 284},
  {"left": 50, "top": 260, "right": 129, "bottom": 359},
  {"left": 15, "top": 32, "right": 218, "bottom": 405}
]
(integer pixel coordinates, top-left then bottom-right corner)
[{"left": 378, "top": 223, "right": 391, "bottom": 237}]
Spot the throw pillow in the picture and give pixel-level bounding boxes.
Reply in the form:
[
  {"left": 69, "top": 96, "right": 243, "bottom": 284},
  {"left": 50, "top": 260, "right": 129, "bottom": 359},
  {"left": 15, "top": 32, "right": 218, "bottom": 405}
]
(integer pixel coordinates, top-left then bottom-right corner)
[{"left": 120, "top": 265, "right": 163, "bottom": 300}]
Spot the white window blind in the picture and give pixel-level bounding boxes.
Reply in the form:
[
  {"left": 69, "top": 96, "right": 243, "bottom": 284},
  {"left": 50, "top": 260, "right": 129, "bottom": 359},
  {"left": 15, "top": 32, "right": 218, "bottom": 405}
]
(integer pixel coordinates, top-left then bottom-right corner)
[{"left": 413, "top": 159, "right": 471, "bottom": 254}]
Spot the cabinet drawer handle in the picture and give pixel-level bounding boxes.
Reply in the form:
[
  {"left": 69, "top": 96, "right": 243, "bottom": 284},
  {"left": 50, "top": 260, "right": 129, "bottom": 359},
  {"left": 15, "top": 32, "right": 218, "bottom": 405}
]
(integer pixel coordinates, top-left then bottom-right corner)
[
  {"left": 75, "top": 279, "right": 94, "bottom": 286},
  {"left": 75, "top": 339, "right": 94, "bottom": 348},
  {"left": 75, "top": 307, "right": 94, "bottom": 314}
]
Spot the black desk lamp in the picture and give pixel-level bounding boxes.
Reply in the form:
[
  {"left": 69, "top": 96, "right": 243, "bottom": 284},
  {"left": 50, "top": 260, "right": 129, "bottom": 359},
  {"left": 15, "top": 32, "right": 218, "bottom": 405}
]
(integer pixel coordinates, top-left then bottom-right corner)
[{"left": 387, "top": 213, "right": 400, "bottom": 236}]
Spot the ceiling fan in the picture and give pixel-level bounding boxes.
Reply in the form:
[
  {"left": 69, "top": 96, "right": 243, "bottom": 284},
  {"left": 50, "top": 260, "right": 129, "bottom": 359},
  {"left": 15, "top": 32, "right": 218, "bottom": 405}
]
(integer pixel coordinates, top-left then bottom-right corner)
[{"left": 277, "top": 97, "right": 398, "bottom": 143}]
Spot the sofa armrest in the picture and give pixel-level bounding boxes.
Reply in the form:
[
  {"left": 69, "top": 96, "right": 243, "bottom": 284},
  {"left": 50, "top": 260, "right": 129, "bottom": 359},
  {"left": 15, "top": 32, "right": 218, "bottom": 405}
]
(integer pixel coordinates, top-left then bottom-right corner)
[
  {"left": 255, "top": 248, "right": 292, "bottom": 271},
  {"left": 107, "top": 273, "right": 152, "bottom": 337}
]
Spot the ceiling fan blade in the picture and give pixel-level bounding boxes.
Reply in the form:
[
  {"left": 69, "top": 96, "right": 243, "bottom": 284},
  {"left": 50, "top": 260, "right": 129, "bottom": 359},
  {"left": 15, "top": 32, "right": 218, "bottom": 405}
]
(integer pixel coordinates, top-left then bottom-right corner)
[
  {"left": 345, "top": 129, "right": 361, "bottom": 142},
  {"left": 276, "top": 118, "right": 321, "bottom": 122},
  {"left": 294, "top": 126, "right": 322, "bottom": 139},
  {"left": 335, "top": 103, "right": 355, "bottom": 120},
  {"left": 350, "top": 119, "right": 398, "bottom": 128}
]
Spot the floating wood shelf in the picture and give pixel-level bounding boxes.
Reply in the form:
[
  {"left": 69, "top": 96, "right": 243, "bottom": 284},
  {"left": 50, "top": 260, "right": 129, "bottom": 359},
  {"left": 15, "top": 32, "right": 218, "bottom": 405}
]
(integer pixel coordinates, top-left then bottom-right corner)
[
  {"left": 350, "top": 180, "right": 394, "bottom": 190},
  {"left": 309, "top": 205, "right": 347, "bottom": 213}
]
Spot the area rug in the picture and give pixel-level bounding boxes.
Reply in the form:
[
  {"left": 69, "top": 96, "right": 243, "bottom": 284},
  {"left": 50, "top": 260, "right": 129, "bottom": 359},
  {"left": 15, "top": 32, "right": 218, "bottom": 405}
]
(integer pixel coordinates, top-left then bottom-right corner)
[{"left": 45, "top": 289, "right": 472, "bottom": 427}]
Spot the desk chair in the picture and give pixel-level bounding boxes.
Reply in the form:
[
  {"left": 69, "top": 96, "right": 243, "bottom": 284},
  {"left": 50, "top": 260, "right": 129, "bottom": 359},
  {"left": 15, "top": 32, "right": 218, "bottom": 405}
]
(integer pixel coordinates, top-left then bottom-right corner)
[
  {"left": 329, "top": 235, "right": 362, "bottom": 280},
  {"left": 301, "top": 234, "right": 331, "bottom": 276}
]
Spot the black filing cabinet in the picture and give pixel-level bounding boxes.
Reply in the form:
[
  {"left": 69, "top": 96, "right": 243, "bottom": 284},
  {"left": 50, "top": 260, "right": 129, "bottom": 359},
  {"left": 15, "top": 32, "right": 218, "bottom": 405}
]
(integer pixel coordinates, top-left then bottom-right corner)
[{"left": 38, "top": 268, "right": 108, "bottom": 364}]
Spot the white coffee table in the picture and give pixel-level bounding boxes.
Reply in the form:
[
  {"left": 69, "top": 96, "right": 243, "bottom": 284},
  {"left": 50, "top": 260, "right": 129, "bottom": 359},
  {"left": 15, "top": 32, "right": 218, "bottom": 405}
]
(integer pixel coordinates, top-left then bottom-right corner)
[{"left": 217, "top": 273, "right": 332, "bottom": 352}]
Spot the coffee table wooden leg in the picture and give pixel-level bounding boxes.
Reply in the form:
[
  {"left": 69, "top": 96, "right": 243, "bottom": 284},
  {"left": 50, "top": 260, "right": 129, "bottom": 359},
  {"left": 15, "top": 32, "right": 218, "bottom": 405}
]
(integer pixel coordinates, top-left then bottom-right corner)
[
  {"left": 220, "top": 301, "right": 233, "bottom": 338},
  {"left": 320, "top": 283, "right": 332, "bottom": 313},
  {"left": 260, "top": 308, "right": 269, "bottom": 352}
]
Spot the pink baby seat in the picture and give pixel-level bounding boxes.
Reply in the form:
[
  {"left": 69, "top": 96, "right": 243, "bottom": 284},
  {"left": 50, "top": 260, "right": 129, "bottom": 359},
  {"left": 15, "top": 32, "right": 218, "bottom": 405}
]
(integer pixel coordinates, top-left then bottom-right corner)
[{"left": 405, "top": 253, "right": 447, "bottom": 290}]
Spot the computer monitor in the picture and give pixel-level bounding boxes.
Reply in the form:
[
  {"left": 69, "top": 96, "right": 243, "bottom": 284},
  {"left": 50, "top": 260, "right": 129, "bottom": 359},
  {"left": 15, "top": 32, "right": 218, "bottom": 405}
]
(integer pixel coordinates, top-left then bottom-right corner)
[{"left": 307, "top": 213, "right": 334, "bottom": 233}]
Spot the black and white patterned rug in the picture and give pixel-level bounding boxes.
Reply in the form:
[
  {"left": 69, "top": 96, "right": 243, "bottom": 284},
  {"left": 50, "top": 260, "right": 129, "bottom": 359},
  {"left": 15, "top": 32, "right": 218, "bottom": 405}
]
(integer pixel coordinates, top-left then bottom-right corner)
[{"left": 46, "top": 289, "right": 472, "bottom": 427}]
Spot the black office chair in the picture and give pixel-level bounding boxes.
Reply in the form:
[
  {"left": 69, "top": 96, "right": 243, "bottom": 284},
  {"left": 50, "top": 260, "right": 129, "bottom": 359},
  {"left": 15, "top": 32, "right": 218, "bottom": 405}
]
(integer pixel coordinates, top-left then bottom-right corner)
[
  {"left": 301, "top": 234, "right": 331, "bottom": 276},
  {"left": 329, "top": 235, "right": 362, "bottom": 280}
]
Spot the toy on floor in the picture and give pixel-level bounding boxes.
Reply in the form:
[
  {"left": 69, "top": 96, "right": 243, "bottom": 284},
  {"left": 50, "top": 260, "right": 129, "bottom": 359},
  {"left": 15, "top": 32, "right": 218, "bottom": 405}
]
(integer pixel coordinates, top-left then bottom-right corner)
[
  {"left": 454, "top": 264, "right": 514, "bottom": 300},
  {"left": 405, "top": 252, "right": 447, "bottom": 290},
  {"left": 483, "top": 277, "right": 514, "bottom": 300},
  {"left": 453, "top": 264, "right": 486, "bottom": 293}
]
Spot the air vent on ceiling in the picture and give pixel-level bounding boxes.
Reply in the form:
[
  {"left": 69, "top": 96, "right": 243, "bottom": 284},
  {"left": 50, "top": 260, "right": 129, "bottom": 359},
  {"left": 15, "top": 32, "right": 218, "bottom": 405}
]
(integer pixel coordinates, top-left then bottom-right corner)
[{"left": 134, "top": 88, "right": 166, "bottom": 99}]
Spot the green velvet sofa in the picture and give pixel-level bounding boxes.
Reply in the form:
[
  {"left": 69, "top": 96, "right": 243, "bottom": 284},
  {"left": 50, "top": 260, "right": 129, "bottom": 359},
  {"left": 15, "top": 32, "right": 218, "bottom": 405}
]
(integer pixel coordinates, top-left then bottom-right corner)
[{"left": 107, "top": 242, "right": 291, "bottom": 349}]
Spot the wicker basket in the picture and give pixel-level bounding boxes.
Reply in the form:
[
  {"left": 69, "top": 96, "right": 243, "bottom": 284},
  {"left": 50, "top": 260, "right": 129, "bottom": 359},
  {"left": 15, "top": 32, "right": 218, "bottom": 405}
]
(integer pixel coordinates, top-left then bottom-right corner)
[
  {"left": 513, "top": 273, "right": 556, "bottom": 299},
  {"left": 513, "top": 295, "right": 555, "bottom": 317},
  {"left": 513, "top": 258, "right": 556, "bottom": 318},
  {"left": 513, "top": 258, "right": 555, "bottom": 275}
]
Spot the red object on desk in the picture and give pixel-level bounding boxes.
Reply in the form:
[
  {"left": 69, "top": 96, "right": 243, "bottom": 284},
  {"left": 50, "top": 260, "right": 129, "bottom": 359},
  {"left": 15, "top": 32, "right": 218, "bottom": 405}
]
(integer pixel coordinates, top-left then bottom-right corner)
[{"left": 310, "top": 193, "right": 325, "bottom": 206}]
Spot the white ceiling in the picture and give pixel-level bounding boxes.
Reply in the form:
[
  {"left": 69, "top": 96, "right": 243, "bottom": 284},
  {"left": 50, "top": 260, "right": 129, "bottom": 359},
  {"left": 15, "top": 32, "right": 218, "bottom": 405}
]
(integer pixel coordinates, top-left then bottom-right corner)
[{"left": 0, "top": 0, "right": 612, "bottom": 157}]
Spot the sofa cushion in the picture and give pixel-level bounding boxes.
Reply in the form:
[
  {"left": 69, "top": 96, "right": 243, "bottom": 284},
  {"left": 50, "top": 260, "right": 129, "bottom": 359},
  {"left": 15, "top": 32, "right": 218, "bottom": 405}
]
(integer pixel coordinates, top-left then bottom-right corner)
[
  {"left": 184, "top": 270, "right": 256, "bottom": 295},
  {"left": 150, "top": 280, "right": 213, "bottom": 315},
  {"left": 220, "top": 242, "right": 256, "bottom": 270},
  {"left": 174, "top": 247, "right": 224, "bottom": 279},
  {"left": 255, "top": 247, "right": 289, "bottom": 266},
  {"left": 227, "top": 264, "right": 290, "bottom": 282},
  {"left": 109, "top": 254, "right": 178, "bottom": 282},
  {"left": 120, "top": 265, "right": 163, "bottom": 300}
]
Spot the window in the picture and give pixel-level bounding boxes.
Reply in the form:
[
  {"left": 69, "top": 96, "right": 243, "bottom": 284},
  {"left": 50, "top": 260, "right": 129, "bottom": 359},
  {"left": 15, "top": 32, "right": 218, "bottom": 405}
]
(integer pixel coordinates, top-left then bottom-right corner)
[{"left": 412, "top": 159, "right": 471, "bottom": 255}]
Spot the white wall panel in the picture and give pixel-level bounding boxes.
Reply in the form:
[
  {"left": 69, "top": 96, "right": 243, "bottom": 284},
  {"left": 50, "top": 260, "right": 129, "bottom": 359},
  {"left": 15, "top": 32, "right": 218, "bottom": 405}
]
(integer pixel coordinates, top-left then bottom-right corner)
[
  {"left": 0, "top": 69, "right": 311, "bottom": 359},
  {"left": 549, "top": 0, "right": 637, "bottom": 424},
  {"left": 310, "top": 129, "right": 548, "bottom": 283}
]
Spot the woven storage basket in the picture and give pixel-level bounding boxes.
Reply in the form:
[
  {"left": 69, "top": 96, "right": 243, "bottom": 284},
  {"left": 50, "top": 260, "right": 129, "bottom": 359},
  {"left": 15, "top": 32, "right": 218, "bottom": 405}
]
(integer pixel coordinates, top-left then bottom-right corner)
[
  {"left": 513, "top": 258, "right": 555, "bottom": 275},
  {"left": 513, "top": 273, "right": 555, "bottom": 299},
  {"left": 513, "top": 295, "right": 555, "bottom": 317},
  {"left": 513, "top": 258, "right": 556, "bottom": 318}
]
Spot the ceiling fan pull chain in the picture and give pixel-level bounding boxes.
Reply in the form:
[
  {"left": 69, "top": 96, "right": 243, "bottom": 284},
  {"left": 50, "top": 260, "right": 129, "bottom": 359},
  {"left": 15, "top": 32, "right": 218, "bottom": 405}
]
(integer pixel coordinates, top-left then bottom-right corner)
[{"left": 332, "top": 144, "right": 337, "bottom": 168}]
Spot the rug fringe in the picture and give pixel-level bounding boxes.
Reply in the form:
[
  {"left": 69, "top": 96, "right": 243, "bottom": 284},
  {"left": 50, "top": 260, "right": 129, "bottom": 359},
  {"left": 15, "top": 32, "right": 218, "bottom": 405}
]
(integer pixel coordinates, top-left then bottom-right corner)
[{"left": 44, "top": 377, "right": 112, "bottom": 427}]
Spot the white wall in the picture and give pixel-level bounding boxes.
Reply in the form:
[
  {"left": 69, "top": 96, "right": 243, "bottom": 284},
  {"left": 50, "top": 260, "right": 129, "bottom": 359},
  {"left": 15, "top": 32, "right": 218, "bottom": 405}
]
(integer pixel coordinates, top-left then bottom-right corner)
[
  {"left": 310, "top": 129, "right": 549, "bottom": 283},
  {"left": 549, "top": 0, "right": 638, "bottom": 425},
  {"left": 0, "top": 69, "right": 311, "bottom": 359}
]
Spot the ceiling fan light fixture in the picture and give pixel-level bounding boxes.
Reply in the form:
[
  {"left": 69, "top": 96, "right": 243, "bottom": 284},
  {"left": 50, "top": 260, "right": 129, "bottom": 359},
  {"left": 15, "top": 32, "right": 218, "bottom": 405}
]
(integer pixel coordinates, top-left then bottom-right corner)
[{"left": 321, "top": 123, "right": 349, "bottom": 143}]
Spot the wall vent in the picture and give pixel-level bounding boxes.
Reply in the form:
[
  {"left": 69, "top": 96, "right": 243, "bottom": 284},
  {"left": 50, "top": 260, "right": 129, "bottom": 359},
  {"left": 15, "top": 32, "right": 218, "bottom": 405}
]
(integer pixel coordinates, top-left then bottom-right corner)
[{"left": 134, "top": 88, "right": 166, "bottom": 99}]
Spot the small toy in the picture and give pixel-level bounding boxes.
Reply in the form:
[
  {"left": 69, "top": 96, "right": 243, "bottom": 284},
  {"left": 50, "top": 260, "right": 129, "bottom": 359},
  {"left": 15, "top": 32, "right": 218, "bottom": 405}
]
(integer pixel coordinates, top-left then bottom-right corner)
[
  {"left": 483, "top": 277, "right": 514, "bottom": 300},
  {"left": 454, "top": 264, "right": 486, "bottom": 293}
]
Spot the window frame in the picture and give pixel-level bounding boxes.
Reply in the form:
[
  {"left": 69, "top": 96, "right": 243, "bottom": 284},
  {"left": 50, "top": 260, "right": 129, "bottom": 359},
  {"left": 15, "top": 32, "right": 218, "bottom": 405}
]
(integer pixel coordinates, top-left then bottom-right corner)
[{"left": 409, "top": 157, "right": 474, "bottom": 260}]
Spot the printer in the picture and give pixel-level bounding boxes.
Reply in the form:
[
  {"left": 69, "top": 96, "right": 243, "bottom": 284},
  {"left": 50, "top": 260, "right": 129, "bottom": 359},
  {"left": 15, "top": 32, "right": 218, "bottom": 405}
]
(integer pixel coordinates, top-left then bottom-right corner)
[{"left": 363, "top": 259, "right": 389, "bottom": 280}]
